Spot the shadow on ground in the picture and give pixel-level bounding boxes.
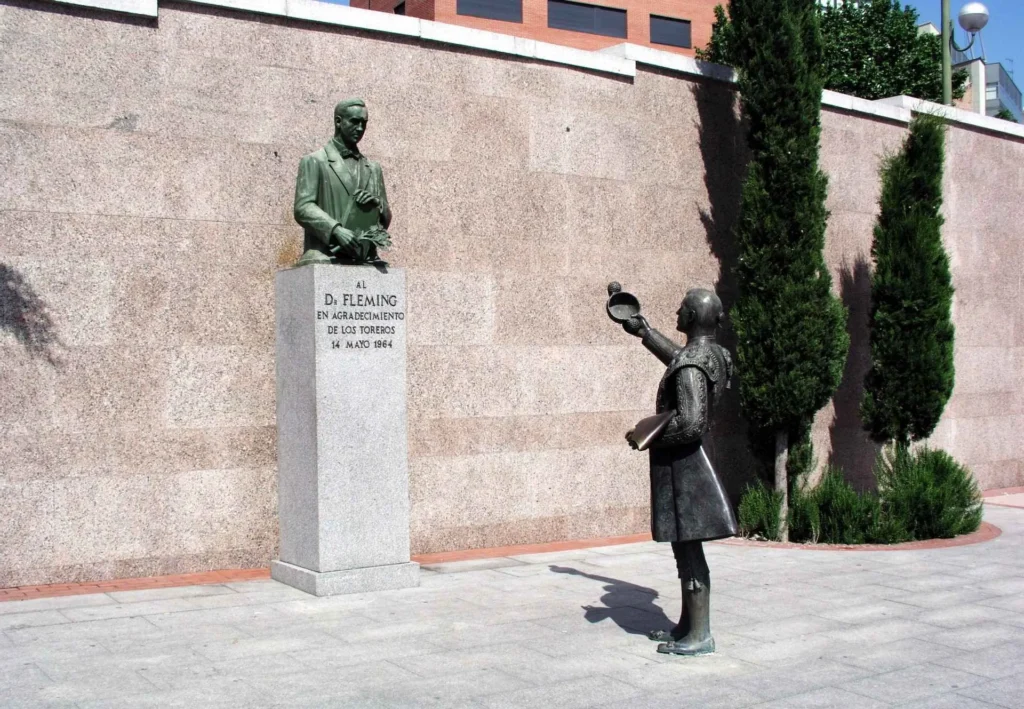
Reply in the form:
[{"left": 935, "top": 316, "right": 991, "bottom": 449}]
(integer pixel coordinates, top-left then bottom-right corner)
[{"left": 549, "top": 565, "right": 675, "bottom": 638}]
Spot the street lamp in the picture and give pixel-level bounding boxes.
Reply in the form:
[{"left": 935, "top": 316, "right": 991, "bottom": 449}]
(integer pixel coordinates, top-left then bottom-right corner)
[{"left": 942, "top": 1, "right": 990, "bottom": 105}]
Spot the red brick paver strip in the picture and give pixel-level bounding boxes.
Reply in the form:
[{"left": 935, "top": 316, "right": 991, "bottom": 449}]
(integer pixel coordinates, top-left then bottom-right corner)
[
  {"left": 409, "top": 532, "right": 654, "bottom": 565},
  {"left": 0, "top": 567, "right": 271, "bottom": 603},
  {"left": 716, "top": 521, "right": 1002, "bottom": 552}
]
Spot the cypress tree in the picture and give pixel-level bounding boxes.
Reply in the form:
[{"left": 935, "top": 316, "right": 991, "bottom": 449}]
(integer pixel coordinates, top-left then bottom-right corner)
[
  {"left": 730, "top": 0, "right": 849, "bottom": 540},
  {"left": 862, "top": 114, "right": 954, "bottom": 446}
]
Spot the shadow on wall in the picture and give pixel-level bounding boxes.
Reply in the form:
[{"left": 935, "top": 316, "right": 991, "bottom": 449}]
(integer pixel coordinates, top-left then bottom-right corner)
[
  {"left": 828, "top": 256, "right": 880, "bottom": 490},
  {"left": 0, "top": 263, "right": 62, "bottom": 366},
  {"left": 691, "top": 76, "right": 757, "bottom": 499},
  {"left": 548, "top": 565, "right": 675, "bottom": 637}
]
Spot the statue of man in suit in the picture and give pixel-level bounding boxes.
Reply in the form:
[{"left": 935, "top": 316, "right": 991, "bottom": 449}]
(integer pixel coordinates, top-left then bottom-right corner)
[{"left": 293, "top": 98, "right": 392, "bottom": 265}]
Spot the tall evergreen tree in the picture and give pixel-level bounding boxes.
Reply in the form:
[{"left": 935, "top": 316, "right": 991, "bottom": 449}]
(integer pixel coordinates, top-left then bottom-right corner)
[
  {"left": 862, "top": 114, "right": 955, "bottom": 446},
  {"left": 730, "top": 0, "right": 849, "bottom": 540}
]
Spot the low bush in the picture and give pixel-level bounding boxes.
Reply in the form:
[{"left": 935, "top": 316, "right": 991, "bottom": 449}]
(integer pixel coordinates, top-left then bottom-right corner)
[
  {"left": 787, "top": 480, "right": 821, "bottom": 544},
  {"left": 737, "top": 447, "right": 981, "bottom": 545},
  {"left": 876, "top": 446, "right": 983, "bottom": 539},
  {"left": 809, "top": 467, "right": 880, "bottom": 545},
  {"left": 737, "top": 480, "right": 782, "bottom": 541}
]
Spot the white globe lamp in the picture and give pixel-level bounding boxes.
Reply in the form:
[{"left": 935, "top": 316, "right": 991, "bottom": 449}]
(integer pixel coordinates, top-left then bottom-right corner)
[{"left": 958, "top": 3, "right": 990, "bottom": 35}]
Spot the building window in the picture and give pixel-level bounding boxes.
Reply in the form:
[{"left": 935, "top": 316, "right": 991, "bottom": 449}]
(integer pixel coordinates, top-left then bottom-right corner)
[
  {"left": 457, "top": 0, "right": 522, "bottom": 23},
  {"left": 394, "top": 1, "right": 405, "bottom": 14},
  {"left": 548, "top": 0, "right": 627, "bottom": 39},
  {"left": 650, "top": 15, "right": 691, "bottom": 49}
]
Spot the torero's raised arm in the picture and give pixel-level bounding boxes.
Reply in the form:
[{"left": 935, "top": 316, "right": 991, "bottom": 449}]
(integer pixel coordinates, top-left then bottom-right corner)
[{"left": 623, "top": 317, "right": 682, "bottom": 365}]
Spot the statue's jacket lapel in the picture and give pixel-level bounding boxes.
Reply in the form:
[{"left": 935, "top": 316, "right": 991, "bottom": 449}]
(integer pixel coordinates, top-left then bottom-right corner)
[{"left": 323, "top": 140, "right": 357, "bottom": 197}]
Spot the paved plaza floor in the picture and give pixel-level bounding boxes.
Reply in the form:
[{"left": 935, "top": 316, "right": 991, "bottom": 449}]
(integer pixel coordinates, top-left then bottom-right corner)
[{"left": 2, "top": 505, "right": 1023, "bottom": 708}]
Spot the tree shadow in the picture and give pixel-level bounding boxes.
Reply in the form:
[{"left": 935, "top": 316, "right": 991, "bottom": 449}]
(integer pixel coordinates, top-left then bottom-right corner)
[
  {"left": 828, "top": 256, "right": 880, "bottom": 490},
  {"left": 691, "top": 75, "right": 755, "bottom": 499},
  {"left": 0, "top": 263, "right": 62, "bottom": 365},
  {"left": 549, "top": 564, "right": 675, "bottom": 637}
]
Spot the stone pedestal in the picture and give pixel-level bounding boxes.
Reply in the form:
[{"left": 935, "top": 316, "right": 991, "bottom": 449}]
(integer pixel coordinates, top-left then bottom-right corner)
[{"left": 271, "top": 264, "right": 418, "bottom": 596}]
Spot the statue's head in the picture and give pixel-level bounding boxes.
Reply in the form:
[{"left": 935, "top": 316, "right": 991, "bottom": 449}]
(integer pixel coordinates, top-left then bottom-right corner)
[
  {"left": 334, "top": 98, "right": 368, "bottom": 147},
  {"left": 676, "top": 288, "right": 723, "bottom": 338}
]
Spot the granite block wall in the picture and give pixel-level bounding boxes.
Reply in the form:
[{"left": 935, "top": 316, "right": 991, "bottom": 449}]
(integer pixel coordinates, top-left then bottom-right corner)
[{"left": 1, "top": 0, "right": 1022, "bottom": 585}]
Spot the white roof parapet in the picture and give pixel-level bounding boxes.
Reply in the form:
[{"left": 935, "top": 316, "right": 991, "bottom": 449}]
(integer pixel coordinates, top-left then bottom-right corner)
[
  {"left": 604, "top": 42, "right": 1024, "bottom": 140},
  {"left": 173, "top": 0, "right": 635, "bottom": 77},
  {"left": 875, "top": 96, "right": 1024, "bottom": 140},
  {"left": 50, "top": 0, "right": 158, "bottom": 17},
  {"left": 600, "top": 43, "right": 736, "bottom": 83},
  {"left": 604, "top": 44, "right": 911, "bottom": 125},
  {"left": 823, "top": 89, "right": 911, "bottom": 123}
]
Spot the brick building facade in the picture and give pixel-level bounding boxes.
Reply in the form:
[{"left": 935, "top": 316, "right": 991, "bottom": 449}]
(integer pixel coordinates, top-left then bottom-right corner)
[{"left": 349, "top": 0, "right": 719, "bottom": 55}]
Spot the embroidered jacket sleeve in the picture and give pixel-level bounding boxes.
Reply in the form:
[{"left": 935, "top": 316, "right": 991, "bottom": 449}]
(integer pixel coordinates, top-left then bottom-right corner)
[{"left": 652, "top": 366, "right": 709, "bottom": 448}]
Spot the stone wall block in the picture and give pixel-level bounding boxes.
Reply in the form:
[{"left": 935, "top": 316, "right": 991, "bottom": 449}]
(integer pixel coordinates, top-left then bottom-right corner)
[
  {"left": 409, "top": 446, "right": 648, "bottom": 552},
  {"left": 407, "top": 344, "right": 657, "bottom": 420},
  {"left": 165, "top": 346, "right": 275, "bottom": 429},
  {"left": 0, "top": 467, "right": 276, "bottom": 586},
  {"left": 408, "top": 410, "right": 644, "bottom": 459},
  {"left": 407, "top": 270, "right": 496, "bottom": 346}
]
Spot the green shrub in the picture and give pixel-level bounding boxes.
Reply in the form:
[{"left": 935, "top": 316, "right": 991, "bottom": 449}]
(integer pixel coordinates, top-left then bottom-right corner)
[
  {"left": 740, "top": 448, "right": 980, "bottom": 545},
  {"left": 876, "top": 446, "right": 983, "bottom": 539},
  {"left": 866, "top": 512, "right": 910, "bottom": 545},
  {"left": 787, "top": 480, "right": 821, "bottom": 544},
  {"left": 738, "top": 481, "right": 783, "bottom": 541},
  {"left": 813, "top": 467, "right": 880, "bottom": 545}
]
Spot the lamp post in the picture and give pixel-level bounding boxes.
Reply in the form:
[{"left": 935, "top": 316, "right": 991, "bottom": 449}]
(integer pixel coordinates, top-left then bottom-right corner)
[{"left": 943, "top": 2, "right": 991, "bottom": 105}]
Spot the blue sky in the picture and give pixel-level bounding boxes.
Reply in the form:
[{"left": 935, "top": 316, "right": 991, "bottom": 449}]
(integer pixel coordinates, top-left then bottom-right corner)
[{"left": 906, "top": 1, "right": 1022, "bottom": 79}]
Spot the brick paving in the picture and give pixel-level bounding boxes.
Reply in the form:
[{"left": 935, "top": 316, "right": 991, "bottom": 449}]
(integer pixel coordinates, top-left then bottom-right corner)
[
  {"left": 1, "top": 504, "right": 1022, "bottom": 708},
  {"left": 0, "top": 570, "right": 272, "bottom": 603}
]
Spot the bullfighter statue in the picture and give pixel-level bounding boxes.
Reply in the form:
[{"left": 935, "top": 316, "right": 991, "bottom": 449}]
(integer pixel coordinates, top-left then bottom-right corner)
[{"left": 607, "top": 283, "right": 738, "bottom": 656}]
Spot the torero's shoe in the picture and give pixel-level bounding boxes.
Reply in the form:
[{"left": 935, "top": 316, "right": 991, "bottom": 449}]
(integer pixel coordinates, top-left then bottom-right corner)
[
  {"left": 656, "top": 585, "right": 714, "bottom": 656},
  {"left": 649, "top": 580, "right": 690, "bottom": 641},
  {"left": 647, "top": 626, "right": 684, "bottom": 642},
  {"left": 656, "top": 635, "right": 715, "bottom": 656}
]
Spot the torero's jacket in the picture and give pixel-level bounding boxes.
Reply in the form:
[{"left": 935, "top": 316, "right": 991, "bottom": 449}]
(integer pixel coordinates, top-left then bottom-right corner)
[{"left": 640, "top": 327, "right": 739, "bottom": 543}]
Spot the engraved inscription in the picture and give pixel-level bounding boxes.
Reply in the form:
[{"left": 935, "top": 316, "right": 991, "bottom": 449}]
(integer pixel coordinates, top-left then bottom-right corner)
[{"left": 318, "top": 279, "right": 404, "bottom": 351}]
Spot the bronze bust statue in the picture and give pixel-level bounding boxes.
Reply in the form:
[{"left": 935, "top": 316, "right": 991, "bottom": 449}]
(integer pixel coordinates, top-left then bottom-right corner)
[
  {"left": 293, "top": 98, "right": 392, "bottom": 265},
  {"left": 608, "top": 283, "right": 739, "bottom": 656}
]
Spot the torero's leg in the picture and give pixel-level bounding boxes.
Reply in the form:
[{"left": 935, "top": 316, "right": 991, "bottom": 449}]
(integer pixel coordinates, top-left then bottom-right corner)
[
  {"left": 657, "top": 541, "right": 715, "bottom": 656},
  {"left": 647, "top": 541, "right": 692, "bottom": 641}
]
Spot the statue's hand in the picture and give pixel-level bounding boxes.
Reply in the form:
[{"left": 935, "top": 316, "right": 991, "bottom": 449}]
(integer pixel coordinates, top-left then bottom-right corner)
[
  {"left": 625, "top": 428, "right": 639, "bottom": 450},
  {"left": 353, "top": 190, "right": 379, "bottom": 208},
  {"left": 330, "top": 226, "right": 357, "bottom": 252},
  {"left": 622, "top": 315, "right": 649, "bottom": 338}
]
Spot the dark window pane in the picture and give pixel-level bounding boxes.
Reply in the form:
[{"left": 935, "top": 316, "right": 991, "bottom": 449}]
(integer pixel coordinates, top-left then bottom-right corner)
[
  {"left": 650, "top": 15, "right": 691, "bottom": 48},
  {"left": 457, "top": 0, "right": 522, "bottom": 23},
  {"left": 548, "top": 0, "right": 626, "bottom": 39},
  {"left": 393, "top": 1, "right": 405, "bottom": 14}
]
